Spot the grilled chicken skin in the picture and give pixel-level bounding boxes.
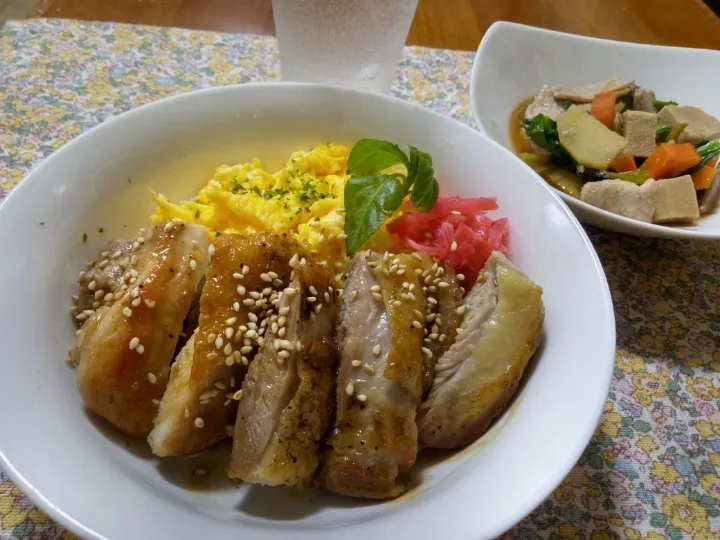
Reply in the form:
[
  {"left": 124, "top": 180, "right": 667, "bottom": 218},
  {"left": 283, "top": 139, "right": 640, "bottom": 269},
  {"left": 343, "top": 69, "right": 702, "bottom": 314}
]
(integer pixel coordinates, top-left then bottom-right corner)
[
  {"left": 408, "top": 252, "right": 464, "bottom": 393},
  {"left": 149, "top": 233, "right": 298, "bottom": 456},
  {"left": 228, "top": 253, "right": 337, "bottom": 486},
  {"left": 71, "top": 221, "right": 211, "bottom": 437},
  {"left": 317, "top": 251, "right": 425, "bottom": 499},
  {"left": 418, "top": 252, "right": 544, "bottom": 449}
]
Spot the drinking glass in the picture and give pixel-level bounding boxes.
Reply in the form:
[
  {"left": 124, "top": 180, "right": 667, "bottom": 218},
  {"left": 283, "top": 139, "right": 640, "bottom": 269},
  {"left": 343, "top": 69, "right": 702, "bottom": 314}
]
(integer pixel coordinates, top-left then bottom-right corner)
[{"left": 272, "top": 0, "right": 419, "bottom": 92}]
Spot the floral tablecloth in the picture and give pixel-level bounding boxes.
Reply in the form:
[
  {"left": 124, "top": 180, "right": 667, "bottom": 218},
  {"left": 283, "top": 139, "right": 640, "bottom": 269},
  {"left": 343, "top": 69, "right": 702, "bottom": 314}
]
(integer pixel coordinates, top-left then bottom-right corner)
[{"left": 1, "top": 17, "right": 719, "bottom": 540}]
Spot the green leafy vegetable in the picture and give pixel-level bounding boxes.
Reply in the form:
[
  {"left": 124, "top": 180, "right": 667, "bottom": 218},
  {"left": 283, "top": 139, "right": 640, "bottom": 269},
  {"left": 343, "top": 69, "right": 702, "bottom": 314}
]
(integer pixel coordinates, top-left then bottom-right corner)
[
  {"left": 347, "top": 139, "right": 409, "bottom": 176},
  {"left": 343, "top": 139, "right": 440, "bottom": 253},
  {"left": 344, "top": 174, "right": 405, "bottom": 253},
  {"left": 656, "top": 119, "right": 672, "bottom": 142},
  {"left": 667, "top": 122, "right": 688, "bottom": 142},
  {"left": 562, "top": 100, "right": 573, "bottom": 110},
  {"left": 653, "top": 100, "right": 678, "bottom": 111},
  {"left": 522, "top": 114, "right": 575, "bottom": 170},
  {"left": 691, "top": 139, "right": 720, "bottom": 171},
  {"left": 608, "top": 170, "right": 652, "bottom": 185}
]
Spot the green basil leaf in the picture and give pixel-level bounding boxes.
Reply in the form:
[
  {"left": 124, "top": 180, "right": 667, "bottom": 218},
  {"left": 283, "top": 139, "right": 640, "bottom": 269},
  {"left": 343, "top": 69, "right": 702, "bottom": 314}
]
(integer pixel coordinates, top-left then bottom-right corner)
[
  {"left": 347, "top": 139, "right": 410, "bottom": 176},
  {"left": 344, "top": 174, "right": 405, "bottom": 253},
  {"left": 408, "top": 146, "right": 439, "bottom": 212}
]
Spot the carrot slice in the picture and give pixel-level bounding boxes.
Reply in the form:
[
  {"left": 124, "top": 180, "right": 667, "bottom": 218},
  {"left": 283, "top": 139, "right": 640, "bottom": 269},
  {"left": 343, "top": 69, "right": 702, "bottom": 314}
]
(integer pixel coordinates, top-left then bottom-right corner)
[
  {"left": 590, "top": 92, "right": 616, "bottom": 128},
  {"left": 705, "top": 155, "right": 720, "bottom": 169},
  {"left": 691, "top": 166, "right": 718, "bottom": 190},
  {"left": 641, "top": 143, "right": 701, "bottom": 179},
  {"left": 610, "top": 154, "right": 638, "bottom": 172}
]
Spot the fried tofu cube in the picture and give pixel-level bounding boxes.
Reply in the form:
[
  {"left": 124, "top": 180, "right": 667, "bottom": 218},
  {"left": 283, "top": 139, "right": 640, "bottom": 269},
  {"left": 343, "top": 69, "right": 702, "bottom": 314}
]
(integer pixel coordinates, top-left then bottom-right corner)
[
  {"left": 653, "top": 175, "right": 700, "bottom": 224},
  {"left": 658, "top": 106, "right": 720, "bottom": 144},
  {"left": 581, "top": 179, "right": 657, "bottom": 223},
  {"left": 623, "top": 111, "right": 657, "bottom": 157}
]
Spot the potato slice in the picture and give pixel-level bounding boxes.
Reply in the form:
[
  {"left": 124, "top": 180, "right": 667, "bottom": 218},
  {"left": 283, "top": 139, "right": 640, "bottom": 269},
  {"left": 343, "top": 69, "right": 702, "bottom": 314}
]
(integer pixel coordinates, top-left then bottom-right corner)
[{"left": 558, "top": 105, "right": 627, "bottom": 170}]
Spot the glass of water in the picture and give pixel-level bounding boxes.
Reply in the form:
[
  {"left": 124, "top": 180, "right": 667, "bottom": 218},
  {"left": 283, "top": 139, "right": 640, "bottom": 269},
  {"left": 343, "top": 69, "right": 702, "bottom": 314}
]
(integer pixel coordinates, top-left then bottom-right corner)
[{"left": 272, "top": 0, "right": 419, "bottom": 93}]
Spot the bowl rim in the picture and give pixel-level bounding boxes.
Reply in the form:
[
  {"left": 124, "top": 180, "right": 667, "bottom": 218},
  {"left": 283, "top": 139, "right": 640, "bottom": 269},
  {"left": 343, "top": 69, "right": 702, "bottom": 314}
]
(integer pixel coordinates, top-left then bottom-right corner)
[
  {"left": 470, "top": 21, "right": 720, "bottom": 240},
  {"left": 0, "top": 81, "right": 616, "bottom": 540}
]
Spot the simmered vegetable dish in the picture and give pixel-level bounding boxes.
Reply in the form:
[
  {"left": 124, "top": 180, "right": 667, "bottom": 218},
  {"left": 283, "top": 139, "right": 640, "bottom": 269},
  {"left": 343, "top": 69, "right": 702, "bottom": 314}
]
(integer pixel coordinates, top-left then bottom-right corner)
[{"left": 511, "top": 78, "right": 720, "bottom": 224}]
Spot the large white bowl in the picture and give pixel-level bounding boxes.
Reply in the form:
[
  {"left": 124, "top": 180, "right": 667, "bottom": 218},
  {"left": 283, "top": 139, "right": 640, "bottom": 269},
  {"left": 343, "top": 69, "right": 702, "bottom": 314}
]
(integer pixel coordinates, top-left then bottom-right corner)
[
  {"left": 471, "top": 21, "right": 720, "bottom": 239},
  {"left": 0, "top": 83, "right": 615, "bottom": 540}
]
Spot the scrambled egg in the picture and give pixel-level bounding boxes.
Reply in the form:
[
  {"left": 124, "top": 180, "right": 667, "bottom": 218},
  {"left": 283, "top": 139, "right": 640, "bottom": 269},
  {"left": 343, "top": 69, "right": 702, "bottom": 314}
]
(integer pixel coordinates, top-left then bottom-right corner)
[{"left": 150, "top": 144, "right": 351, "bottom": 269}]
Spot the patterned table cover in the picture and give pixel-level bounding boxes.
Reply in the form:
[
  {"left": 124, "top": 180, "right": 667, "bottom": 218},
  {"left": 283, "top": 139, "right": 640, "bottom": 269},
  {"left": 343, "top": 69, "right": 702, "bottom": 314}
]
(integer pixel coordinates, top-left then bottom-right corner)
[{"left": 1, "top": 18, "right": 719, "bottom": 540}]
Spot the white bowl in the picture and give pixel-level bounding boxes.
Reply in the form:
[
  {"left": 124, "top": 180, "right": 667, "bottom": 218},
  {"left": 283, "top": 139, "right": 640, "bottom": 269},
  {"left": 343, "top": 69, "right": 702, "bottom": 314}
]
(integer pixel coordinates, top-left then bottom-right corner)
[
  {"left": 0, "top": 83, "right": 615, "bottom": 540},
  {"left": 471, "top": 21, "right": 720, "bottom": 239}
]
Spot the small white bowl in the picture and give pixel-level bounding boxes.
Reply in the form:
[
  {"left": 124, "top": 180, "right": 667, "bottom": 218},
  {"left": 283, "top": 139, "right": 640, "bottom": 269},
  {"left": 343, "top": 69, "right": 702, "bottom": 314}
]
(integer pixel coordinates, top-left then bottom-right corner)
[
  {"left": 471, "top": 21, "right": 720, "bottom": 239},
  {"left": 0, "top": 83, "right": 615, "bottom": 540}
]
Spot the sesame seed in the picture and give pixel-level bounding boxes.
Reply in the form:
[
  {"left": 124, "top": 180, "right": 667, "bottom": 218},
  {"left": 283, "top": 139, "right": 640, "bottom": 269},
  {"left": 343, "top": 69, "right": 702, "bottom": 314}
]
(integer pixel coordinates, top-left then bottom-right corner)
[
  {"left": 234, "top": 390, "right": 244, "bottom": 400},
  {"left": 215, "top": 336, "right": 224, "bottom": 349},
  {"left": 207, "top": 352, "right": 218, "bottom": 360},
  {"left": 392, "top": 300, "right": 402, "bottom": 307},
  {"left": 241, "top": 264, "right": 249, "bottom": 274},
  {"left": 278, "top": 350, "right": 290, "bottom": 358},
  {"left": 373, "top": 344, "right": 381, "bottom": 355},
  {"left": 233, "top": 272, "right": 244, "bottom": 280},
  {"left": 422, "top": 347, "right": 433, "bottom": 358},
  {"left": 225, "top": 327, "right": 234, "bottom": 339},
  {"left": 194, "top": 417, "right": 205, "bottom": 428},
  {"left": 262, "top": 287, "right": 272, "bottom": 296},
  {"left": 412, "top": 320, "right": 422, "bottom": 329},
  {"left": 351, "top": 360, "right": 362, "bottom": 367},
  {"left": 122, "top": 307, "right": 133, "bottom": 317},
  {"left": 428, "top": 297, "right": 438, "bottom": 305},
  {"left": 278, "top": 327, "right": 286, "bottom": 337},
  {"left": 199, "top": 390, "right": 215, "bottom": 401},
  {"left": 132, "top": 241, "right": 140, "bottom": 250},
  {"left": 242, "top": 298, "right": 255, "bottom": 306},
  {"left": 324, "top": 292, "right": 331, "bottom": 303},
  {"left": 345, "top": 381, "right": 355, "bottom": 396},
  {"left": 309, "top": 285, "right": 318, "bottom": 295},
  {"left": 372, "top": 292, "right": 383, "bottom": 301},
  {"left": 363, "top": 364, "right": 376, "bottom": 375},
  {"left": 257, "top": 336, "right": 265, "bottom": 347},
  {"left": 131, "top": 297, "right": 141, "bottom": 307},
  {"left": 129, "top": 337, "right": 140, "bottom": 350},
  {"left": 236, "top": 285, "right": 246, "bottom": 295},
  {"left": 456, "top": 305, "right": 467, "bottom": 315},
  {"left": 129, "top": 269, "right": 139, "bottom": 278},
  {"left": 233, "top": 301, "right": 240, "bottom": 311},
  {"left": 351, "top": 290, "right": 359, "bottom": 299},
  {"left": 226, "top": 317, "right": 237, "bottom": 325},
  {"left": 260, "top": 273, "right": 272, "bottom": 282},
  {"left": 267, "top": 271, "right": 279, "bottom": 280},
  {"left": 241, "top": 356, "right": 249, "bottom": 366},
  {"left": 136, "top": 344, "right": 145, "bottom": 354},
  {"left": 439, "top": 334, "right": 447, "bottom": 342},
  {"left": 457, "top": 274, "right": 465, "bottom": 281},
  {"left": 208, "top": 245, "right": 216, "bottom": 256},
  {"left": 397, "top": 269, "right": 406, "bottom": 275},
  {"left": 112, "top": 250, "right": 122, "bottom": 259},
  {"left": 189, "top": 259, "right": 197, "bottom": 270},
  {"left": 223, "top": 343, "right": 232, "bottom": 356},
  {"left": 144, "top": 299, "right": 156, "bottom": 308},
  {"left": 164, "top": 221, "right": 174, "bottom": 231},
  {"left": 87, "top": 280, "right": 97, "bottom": 291},
  {"left": 255, "top": 299, "right": 267, "bottom": 307},
  {"left": 249, "top": 291, "right": 261, "bottom": 300},
  {"left": 248, "top": 312, "right": 258, "bottom": 323},
  {"left": 284, "top": 287, "right": 297, "bottom": 296},
  {"left": 370, "top": 285, "right": 381, "bottom": 293},
  {"left": 438, "top": 281, "right": 449, "bottom": 288},
  {"left": 289, "top": 254, "right": 300, "bottom": 268},
  {"left": 147, "top": 372, "right": 157, "bottom": 384},
  {"left": 357, "top": 394, "right": 368, "bottom": 402},
  {"left": 413, "top": 309, "right": 424, "bottom": 319},
  {"left": 306, "top": 296, "right": 317, "bottom": 303},
  {"left": 225, "top": 356, "right": 234, "bottom": 366}
]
